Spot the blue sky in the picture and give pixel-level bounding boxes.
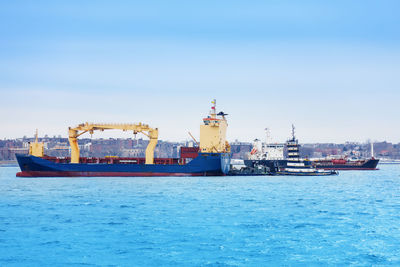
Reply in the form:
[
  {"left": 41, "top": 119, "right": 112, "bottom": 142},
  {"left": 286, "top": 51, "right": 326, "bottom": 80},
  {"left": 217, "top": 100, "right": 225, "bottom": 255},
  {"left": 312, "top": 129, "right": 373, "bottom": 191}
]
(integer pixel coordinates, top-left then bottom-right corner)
[{"left": 1, "top": 1, "right": 399, "bottom": 143}]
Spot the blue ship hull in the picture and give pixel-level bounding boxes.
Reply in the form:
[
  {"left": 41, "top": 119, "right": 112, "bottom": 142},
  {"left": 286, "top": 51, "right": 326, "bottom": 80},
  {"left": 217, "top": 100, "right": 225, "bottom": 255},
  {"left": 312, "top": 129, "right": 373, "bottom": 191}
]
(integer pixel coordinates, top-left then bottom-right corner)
[{"left": 16, "top": 153, "right": 231, "bottom": 177}]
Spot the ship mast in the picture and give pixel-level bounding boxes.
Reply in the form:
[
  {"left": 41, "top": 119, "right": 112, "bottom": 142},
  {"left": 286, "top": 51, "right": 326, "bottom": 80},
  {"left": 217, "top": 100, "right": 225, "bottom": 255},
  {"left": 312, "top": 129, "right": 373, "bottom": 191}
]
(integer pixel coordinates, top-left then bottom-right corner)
[
  {"left": 265, "top": 127, "right": 271, "bottom": 145},
  {"left": 371, "top": 142, "right": 374, "bottom": 159},
  {"left": 291, "top": 124, "right": 296, "bottom": 140},
  {"left": 35, "top": 128, "right": 39, "bottom": 143},
  {"left": 210, "top": 99, "right": 216, "bottom": 119}
]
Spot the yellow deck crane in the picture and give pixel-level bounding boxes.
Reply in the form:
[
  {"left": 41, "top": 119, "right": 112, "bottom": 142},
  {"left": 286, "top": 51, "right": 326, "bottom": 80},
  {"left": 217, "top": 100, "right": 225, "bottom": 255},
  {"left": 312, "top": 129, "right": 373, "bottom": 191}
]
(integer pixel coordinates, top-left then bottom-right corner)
[
  {"left": 68, "top": 122, "right": 158, "bottom": 164},
  {"left": 29, "top": 129, "right": 44, "bottom": 157}
]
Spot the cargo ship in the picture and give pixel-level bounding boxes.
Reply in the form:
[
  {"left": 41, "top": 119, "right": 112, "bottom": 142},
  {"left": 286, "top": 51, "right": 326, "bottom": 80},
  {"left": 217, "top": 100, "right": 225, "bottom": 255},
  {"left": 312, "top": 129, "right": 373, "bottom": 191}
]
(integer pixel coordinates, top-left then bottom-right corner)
[
  {"left": 16, "top": 100, "right": 231, "bottom": 177},
  {"left": 312, "top": 143, "right": 379, "bottom": 170},
  {"left": 312, "top": 157, "right": 379, "bottom": 170}
]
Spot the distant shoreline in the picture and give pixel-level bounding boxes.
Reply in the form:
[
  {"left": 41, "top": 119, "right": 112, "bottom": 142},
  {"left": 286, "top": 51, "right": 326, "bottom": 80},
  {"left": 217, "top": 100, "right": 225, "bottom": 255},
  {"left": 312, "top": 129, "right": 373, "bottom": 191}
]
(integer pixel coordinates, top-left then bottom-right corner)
[{"left": 0, "top": 160, "right": 18, "bottom": 167}]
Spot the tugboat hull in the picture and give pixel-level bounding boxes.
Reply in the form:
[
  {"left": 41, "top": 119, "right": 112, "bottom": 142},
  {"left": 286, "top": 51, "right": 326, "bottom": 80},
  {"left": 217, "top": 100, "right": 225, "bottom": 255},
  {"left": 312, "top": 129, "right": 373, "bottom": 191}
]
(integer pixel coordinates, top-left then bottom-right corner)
[{"left": 275, "top": 170, "right": 338, "bottom": 176}]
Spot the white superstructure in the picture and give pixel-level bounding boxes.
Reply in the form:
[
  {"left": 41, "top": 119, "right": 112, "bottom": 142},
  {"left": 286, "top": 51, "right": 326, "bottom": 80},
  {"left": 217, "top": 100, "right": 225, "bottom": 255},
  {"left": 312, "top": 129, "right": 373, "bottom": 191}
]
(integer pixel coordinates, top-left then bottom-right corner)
[
  {"left": 285, "top": 129, "right": 317, "bottom": 173},
  {"left": 249, "top": 128, "right": 284, "bottom": 160}
]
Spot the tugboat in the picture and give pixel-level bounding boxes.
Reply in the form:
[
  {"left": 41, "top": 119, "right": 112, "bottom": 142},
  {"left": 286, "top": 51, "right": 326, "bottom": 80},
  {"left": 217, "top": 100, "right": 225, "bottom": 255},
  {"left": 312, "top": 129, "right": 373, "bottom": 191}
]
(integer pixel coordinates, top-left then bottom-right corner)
[{"left": 276, "top": 125, "right": 338, "bottom": 176}]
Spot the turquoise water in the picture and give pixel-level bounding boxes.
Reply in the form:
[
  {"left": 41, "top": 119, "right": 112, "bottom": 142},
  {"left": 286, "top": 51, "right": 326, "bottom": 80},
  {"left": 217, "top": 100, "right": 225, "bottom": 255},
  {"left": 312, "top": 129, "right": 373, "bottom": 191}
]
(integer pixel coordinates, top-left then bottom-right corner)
[{"left": 1, "top": 166, "right": 400, "bottom": 266}]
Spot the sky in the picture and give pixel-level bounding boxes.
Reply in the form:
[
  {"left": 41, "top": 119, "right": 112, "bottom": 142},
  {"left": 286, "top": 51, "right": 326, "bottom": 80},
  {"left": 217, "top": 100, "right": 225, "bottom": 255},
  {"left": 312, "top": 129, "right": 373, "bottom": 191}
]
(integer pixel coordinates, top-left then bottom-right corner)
[{"left": 0, "top": 0, "right": 399, "bottom": 143}]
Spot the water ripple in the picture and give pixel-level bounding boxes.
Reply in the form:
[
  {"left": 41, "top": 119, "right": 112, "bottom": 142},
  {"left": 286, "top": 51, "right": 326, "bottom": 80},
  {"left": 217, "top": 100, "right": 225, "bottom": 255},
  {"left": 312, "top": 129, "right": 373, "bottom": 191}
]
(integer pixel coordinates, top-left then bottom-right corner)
[{"left": 1, "top": 165, "right": 400, "bottom": 266}]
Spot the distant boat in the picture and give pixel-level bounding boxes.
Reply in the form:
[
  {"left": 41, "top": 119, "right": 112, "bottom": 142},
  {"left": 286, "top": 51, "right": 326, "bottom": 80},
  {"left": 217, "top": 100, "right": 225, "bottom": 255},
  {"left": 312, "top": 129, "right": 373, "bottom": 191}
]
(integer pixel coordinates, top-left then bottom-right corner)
[
  {"left": 276, "top": 125, "right": 337, "bottom": 176},
  {"left": 312, "top": 142, "right": 379, "bottom": 170},
  {"left": 312, "top": 157, "right": 379, "bottom": 170}
]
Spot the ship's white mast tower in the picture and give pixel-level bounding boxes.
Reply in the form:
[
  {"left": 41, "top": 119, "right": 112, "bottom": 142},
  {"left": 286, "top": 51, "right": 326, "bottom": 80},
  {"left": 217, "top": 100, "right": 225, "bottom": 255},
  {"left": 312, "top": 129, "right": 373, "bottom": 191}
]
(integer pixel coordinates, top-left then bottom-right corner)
[
  {"left": 371, "top": 142, "right": 374, "bottom": 159},
  {"left": 291, "top": 124, "right": 296, "bottom": 140}
]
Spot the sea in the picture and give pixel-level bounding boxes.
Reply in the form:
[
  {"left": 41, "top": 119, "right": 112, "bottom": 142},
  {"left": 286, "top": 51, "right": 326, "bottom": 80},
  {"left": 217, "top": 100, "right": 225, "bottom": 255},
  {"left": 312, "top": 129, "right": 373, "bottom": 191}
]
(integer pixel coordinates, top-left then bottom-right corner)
[{"left": 1, "top": 165, "right": 400, "bottom": 266}]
